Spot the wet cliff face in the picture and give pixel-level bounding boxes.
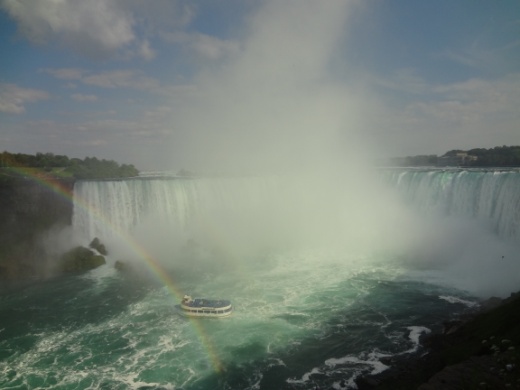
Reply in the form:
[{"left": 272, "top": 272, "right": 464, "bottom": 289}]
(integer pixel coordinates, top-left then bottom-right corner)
[{"left": 0, "top": 177, "right": 74, "bottom": 281}]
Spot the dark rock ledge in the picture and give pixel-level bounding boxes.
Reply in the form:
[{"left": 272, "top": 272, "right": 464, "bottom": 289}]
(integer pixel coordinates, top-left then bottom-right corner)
[{"left": 355, "top": 293, "right": 520, "bottom": 390}]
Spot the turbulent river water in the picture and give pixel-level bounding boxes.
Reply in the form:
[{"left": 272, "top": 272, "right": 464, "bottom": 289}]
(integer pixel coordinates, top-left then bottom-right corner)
[{"left": 1, "top": 168, "right": 519, "bottom": 389}]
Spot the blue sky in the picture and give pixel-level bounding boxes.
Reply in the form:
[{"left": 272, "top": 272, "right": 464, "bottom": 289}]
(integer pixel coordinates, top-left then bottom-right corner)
[{"left": 1, "top": 0, "right": 519, "bottom": 172}]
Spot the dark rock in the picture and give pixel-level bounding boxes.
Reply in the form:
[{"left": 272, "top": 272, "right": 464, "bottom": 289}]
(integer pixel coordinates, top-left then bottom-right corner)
[
  {"left": 114, "top": 260, "right": 131, "bottom": 272},
  {"left": 418, "top": 355, "right": 505, "bottom": 389},
  {"left": 379, "top": 357, "right": 393, "bottom": 366},
  {"left": 59, "top": 246, "right": 105, "bottom": 273},
  {"left": 481, "top": 297, "right": 503, "bottom": 312},
  {"left": 355, "top": 292, "right": 520, "bottom": 389},
  {"left": 443, "top": 320, "right": 464, "bottom": 335},
  {"left": 356, "top": 376, "right": 380, "bottom": 389},
  {"left": 89, "top": 237, "right": 108, "bottom": 255}
]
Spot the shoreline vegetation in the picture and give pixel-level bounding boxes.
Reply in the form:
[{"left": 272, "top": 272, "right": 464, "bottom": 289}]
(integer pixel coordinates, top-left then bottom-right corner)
[
  {"left": 386, "top": 145, "right": 520, "bottom": 168},
  {"left": 0, "top": 151, "right": 139, "bottom": 180}
]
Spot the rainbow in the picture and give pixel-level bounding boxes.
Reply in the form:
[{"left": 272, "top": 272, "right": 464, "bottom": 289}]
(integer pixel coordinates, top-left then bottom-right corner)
[
  {"left": 1, "top": 165, "right": 225, "bottom": 373},
  {"left": 116, "top": 237, "right": 225, "bottom": 374}
]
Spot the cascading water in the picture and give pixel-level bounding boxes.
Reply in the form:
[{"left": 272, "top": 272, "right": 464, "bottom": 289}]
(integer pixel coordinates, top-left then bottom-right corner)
[
  {"left": 1, "top": 169, "right": 519, "bottom": 390},
  {"left": 72, "top": 169, "right": 520, "bottom": 260},
  {"left": 380, "top": 168, "right": 520, "bottom": 241},
  {"left": 72, "top": 176, "right": 282, "bottom": 243}
]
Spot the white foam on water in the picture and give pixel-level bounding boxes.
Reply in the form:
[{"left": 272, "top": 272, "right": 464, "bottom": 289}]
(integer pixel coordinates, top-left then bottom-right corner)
[
  {"left": 400, "top": 326, "right": 431, "bottom": 354},
  {"left": 439, "top": 295, "right": 480, "bottom": 308},
  {"left": 326, "top": 352, "right": 390, "bottom": 376},
  {"left": 0, "top": 283, "right": 211, "bottom": 389},
  {"left": 266, "top": 357, "right": 286, "bottom": 367},
  {"left": 0, "top": 242, "right": 478, "bottom": 389},
  {"left": 243, "top": 372, "right": 263, "bottom": 390},
  {"left": 286, "top": 350, "right": 390, "bottom": 389},
  {"left": 286, "top": 367, "right": 323, "bottom": 385}
]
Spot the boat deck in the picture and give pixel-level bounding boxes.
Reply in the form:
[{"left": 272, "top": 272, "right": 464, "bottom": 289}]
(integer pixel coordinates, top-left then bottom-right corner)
[{"left": 182, "top": 298, "right": 231, "bottom": 308}]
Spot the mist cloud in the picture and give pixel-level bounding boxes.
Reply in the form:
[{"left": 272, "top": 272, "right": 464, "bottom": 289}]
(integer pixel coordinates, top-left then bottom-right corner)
[{"left": 164, "top": 0, "right": 366, "bottom": 174}]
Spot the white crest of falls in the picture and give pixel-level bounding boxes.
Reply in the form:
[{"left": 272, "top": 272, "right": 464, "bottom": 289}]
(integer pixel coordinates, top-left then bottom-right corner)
[
  {"left": 72, "top": 177, "right": 281, "bottom": 241},
  {"left": 380, "top": 168, "right": 520, "bottom": 241},
  {"left": 72, "top": 170, "right": 520, "bottom": 243}
]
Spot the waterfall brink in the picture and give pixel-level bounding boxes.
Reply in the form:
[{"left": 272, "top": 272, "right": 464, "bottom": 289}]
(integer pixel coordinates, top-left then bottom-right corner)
[
  {"left": 72, "top": 170, "right": 520, "bottom": 245},
  {"left": 382, "top": 169, "right": 520, "bottom": 241},
  {"left": 72, "top": 177, "right": 281, "bottom": 242}
]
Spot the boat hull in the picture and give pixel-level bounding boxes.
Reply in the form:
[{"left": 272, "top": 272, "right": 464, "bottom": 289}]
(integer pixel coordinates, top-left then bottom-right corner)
[
  {"left": 175, "top": 304, "right": 233, "bottom": 318},
  {"left": 176, "top": 296, "right": 233, "bottom": 318}
]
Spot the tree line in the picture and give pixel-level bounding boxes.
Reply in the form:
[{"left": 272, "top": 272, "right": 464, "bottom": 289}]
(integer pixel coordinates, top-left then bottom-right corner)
[
  {"left": 0, "top": 151, "right": 139, "bottom": 179},
  {"left": 391, "top": 146, "right": 520, "bottom": 167},
  {"left": 445, "top": 146, "right": 520, "bottom": 167}
]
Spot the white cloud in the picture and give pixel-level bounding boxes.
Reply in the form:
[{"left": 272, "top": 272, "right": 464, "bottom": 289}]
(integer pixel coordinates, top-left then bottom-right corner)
[
  {"left": 193, "top": 35, "right": 238, "bottom": 60},
  {"left": 42, "top": 68, "right": 86, "bottom": 80},
  {"left": 0, "top": 83, "right": 49, "bottom": 114},
  {"left": 373, "top": 68, "right": 430, "bottom": 95},
  {"left": 137, "top": 39, "right": 156, "bottom": 61},
  {"left": 410, "top": 74, "right": 520, "bottom": 128},
  {"left": 0, "top": 0, "right": 135, "bottom": 59},
  {"left": 162, "top": 31, "right": 239, "bottom": 61},
  {"left": 82, "top": 70, "right": 159, "bottom": 90},
  {"left": 118, "top": 0, "right": 195, "bottom": 31},
  {"left": 71, "top": 93, "right": 98, "bottom": 102},
  {"left": 433, "top": 75, "right": 520, "bottom": 110},
  {"left": 361, "top": 72, "right": 520, "bottom": 157},
  {"left": 43, "top": 67, "right": 160, "bottom": 91},
  {"left": 0, "top": 0, "right": 198, "bottom": 60}
]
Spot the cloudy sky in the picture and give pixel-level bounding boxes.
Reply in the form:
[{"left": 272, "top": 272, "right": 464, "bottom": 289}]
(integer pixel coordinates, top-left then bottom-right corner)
[{"left": 1, "top": 0, "right": 519, "bottom": 172}]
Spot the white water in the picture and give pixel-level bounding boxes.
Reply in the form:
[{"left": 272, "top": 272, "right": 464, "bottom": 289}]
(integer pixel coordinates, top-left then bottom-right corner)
[
  {"left": 72, "top": 174, "right": 402, "bottom": 265},
  {"left": 1, "top": 250, "right": 469, "bottom": 389},
  {"left": 382, "top": 168, "right": 520, "bottom": 241},
  {"left": 72, "top": 169, "right": 520, "bottom": 298},
  {"left": 380, "top": 168, "right": 520, "bottom": 297}
]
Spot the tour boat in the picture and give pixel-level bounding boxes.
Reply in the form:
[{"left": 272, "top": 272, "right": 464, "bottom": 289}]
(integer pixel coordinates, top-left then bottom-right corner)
[{"left": 176, "top": 295, "right": 233, "bottom": 318}]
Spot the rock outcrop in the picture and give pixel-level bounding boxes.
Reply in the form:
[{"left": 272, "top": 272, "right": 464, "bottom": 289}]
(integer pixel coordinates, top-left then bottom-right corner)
[
  {"left": 89, "top": 237, "right": 108, "bottom": 255},
  {"left": 59, "top": 246, "right": 106, "bottom": 273},
  {"left": 356, "top": 293, "right": 520, "bottom": 389}
]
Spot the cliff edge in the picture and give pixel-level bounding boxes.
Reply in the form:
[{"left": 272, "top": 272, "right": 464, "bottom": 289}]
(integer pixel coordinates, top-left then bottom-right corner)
[{"left": 0, "top": 173, "right": 74, "bottom": 283}]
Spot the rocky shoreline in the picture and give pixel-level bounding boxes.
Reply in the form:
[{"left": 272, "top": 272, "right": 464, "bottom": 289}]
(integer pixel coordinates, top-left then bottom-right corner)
[{"left": 355, "top": 293, "right": 520, "bottom": 389}]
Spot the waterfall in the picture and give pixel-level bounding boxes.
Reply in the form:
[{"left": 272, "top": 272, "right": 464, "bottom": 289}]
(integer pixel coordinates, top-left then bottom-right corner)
[
  {"left": 72, "top": 176, "right": 282, "bottom": 242},
  {"left": 72, "top": 169, "right": 520, "bottom": 246},
  {"left": 381, "top": 169, "right": 520, "bottom": 241},
  {"left": 71, "top": 170, "right": 520, "bottom": 296}
]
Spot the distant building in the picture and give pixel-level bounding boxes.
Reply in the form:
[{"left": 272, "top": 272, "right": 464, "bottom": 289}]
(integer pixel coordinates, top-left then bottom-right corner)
[{"left": 437, "top": 152, "right": 478, "bottom": 167}]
